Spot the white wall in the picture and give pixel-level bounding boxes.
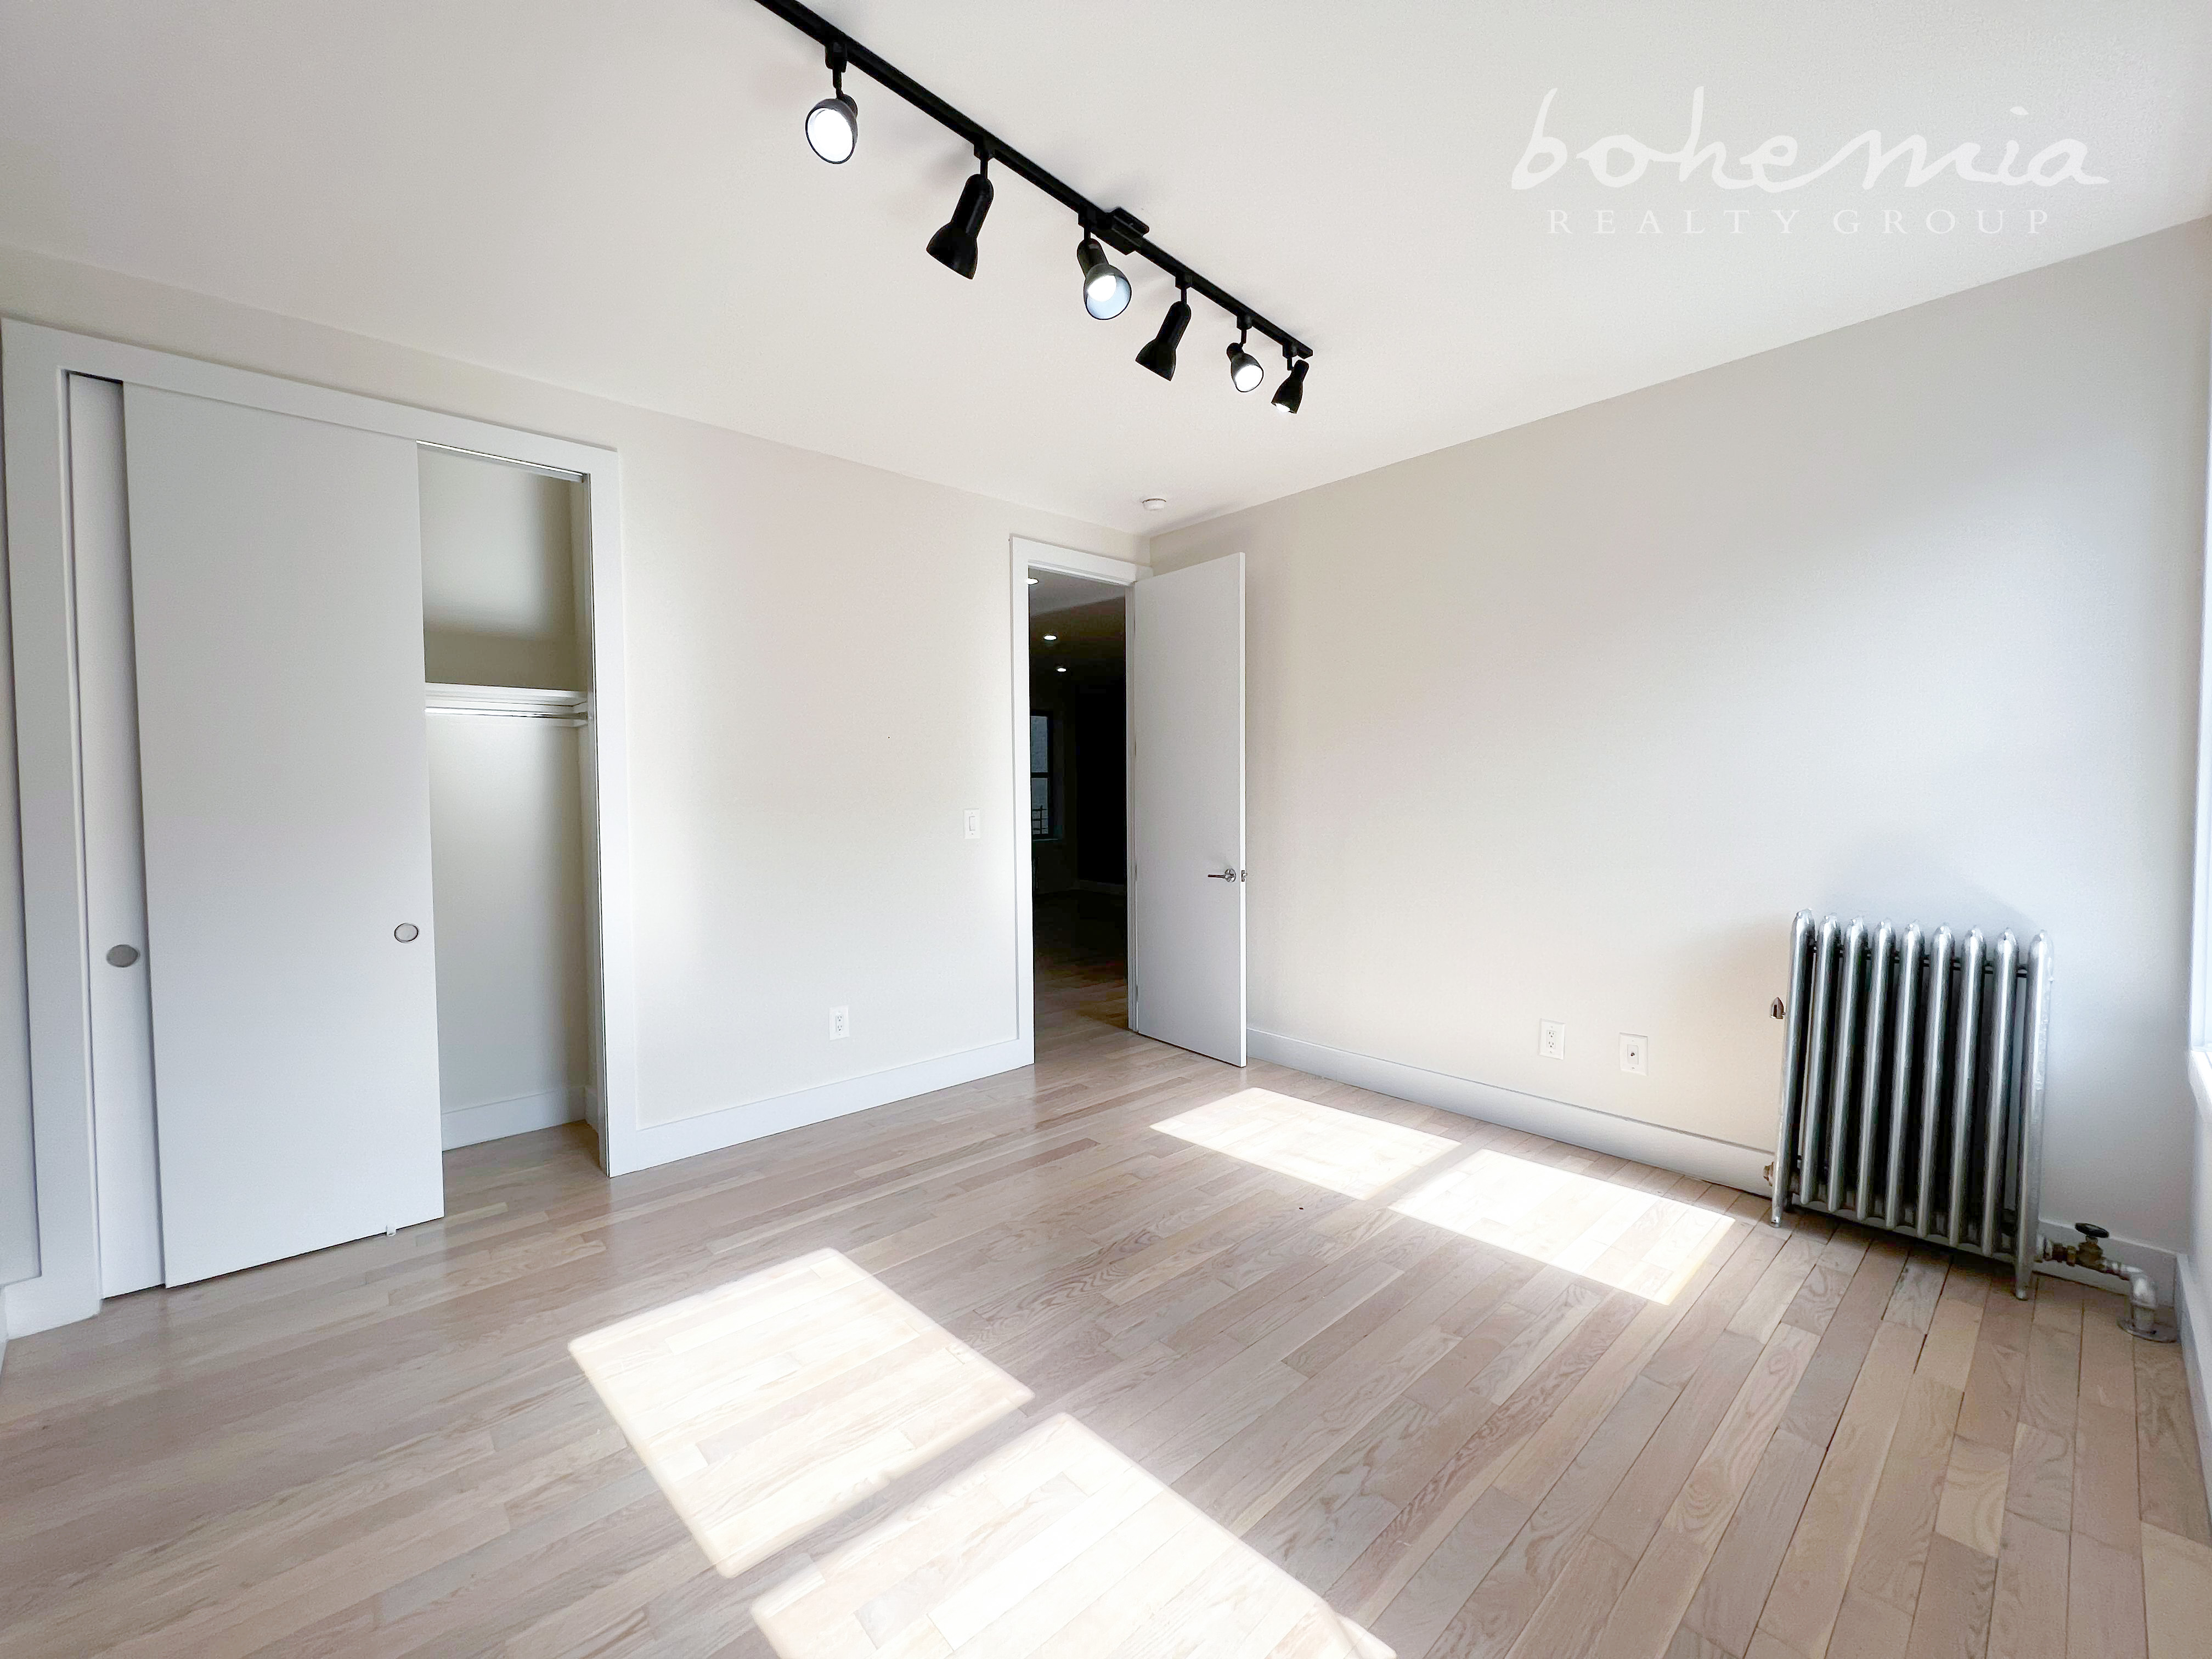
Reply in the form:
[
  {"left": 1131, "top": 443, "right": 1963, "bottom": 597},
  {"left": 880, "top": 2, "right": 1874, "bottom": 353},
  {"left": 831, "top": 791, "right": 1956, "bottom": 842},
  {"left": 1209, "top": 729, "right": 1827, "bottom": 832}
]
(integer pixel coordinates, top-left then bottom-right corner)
[
  {"left": 1151, "top": 219, "right": 2212, "bottom": 1255},
  {"left": 419, "top": 448, "right": 583, "bottom": 690},
  {"left": 2188, "top": 1060, "right": 2212, "bottom": 1477},
  {"left": 0, "top": 241, "right": 1139, "bottom": 1291},
  {"left": 427, "top": 716, "right": 592, "bottom": 1146}
]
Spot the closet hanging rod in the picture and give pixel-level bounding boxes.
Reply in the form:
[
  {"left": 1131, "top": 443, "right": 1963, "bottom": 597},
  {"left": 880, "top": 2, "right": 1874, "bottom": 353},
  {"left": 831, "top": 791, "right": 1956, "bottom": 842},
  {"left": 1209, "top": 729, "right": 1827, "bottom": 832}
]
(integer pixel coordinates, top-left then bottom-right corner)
[
  {"left": 425, "top": 706, "right": 587, "bottom": 726},
  {"left": 424, "top": 682, "right": 589, "bottom": 721}
]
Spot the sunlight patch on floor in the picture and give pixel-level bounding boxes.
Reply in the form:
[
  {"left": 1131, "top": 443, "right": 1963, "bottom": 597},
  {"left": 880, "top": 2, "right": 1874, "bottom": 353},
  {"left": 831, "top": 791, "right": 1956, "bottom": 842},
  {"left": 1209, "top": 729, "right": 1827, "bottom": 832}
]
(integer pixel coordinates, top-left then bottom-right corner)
[
  {"left": 1152, "top": 1088, "right": 1458, "bottom": 1199},
  {"left": 752, "top": 1413, "right": 1393, "bottom": 1658},
  {"left": 1391, "top": 1149, "right": 1738, "bottom": 1301},
  {"left": 569, "top": 1249, "right": 1031, "bottom": 1577}
]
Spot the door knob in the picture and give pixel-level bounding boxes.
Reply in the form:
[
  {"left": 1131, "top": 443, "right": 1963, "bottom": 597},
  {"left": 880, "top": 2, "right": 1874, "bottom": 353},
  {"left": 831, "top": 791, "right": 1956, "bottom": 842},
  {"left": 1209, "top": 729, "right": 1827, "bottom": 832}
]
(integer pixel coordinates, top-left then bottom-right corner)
[
  {"left": 393, "top": 923, "right": 420, "bottom": 943},
  {"left": 106, "top": 944, "right": 139, "bottom": 967},
  {"left": 1205, "top": 867, "right": 1243, "bottom": 882}
]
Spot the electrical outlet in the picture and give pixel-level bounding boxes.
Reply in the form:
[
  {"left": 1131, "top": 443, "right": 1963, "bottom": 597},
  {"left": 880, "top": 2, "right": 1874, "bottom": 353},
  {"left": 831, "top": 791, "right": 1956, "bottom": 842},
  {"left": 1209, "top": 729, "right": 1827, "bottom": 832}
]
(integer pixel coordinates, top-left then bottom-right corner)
[
  {"left": 964, "top": 809, "right": 981, "bottom": 840},
  {"left": 1539, "top": 1020, "right": 1566, "bottom": 1060},
  {"left": 829, "top": 1006, "right": 850, "bottom": 1041},
  {"left": 1620, "top": 1034, "right": 1647, "bottom": 1075}
]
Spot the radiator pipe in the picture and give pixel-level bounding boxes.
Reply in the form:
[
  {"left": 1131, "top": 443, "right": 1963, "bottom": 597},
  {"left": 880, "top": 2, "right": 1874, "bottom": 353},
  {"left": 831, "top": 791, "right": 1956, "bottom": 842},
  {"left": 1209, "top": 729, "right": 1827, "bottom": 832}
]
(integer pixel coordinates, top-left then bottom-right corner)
[{"left": 2039, "top": 1223, "right": 2177, "bottom": 1341}]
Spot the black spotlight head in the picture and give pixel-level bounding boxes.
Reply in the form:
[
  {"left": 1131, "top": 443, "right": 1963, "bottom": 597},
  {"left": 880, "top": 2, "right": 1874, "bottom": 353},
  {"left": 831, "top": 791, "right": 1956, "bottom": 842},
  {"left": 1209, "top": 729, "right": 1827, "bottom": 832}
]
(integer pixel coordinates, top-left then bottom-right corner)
[
  {"left": 1135, "top": 295, "right": 1193, "bottom": 380},
  {"left": 1076, "top": 235, "right": 1132, "bottom": 320},
  {"left": 1271, "top": 356, "right": 1309, "bottom": 415},
  {"left": 805, "top": 92, "right": 859, "bottom": 165},
  {"left": 926, "top": 170, "right": 995, "bottom": 279},
  {"left": 1227, "top": 338, "right": 1264, "bottom": 393}
]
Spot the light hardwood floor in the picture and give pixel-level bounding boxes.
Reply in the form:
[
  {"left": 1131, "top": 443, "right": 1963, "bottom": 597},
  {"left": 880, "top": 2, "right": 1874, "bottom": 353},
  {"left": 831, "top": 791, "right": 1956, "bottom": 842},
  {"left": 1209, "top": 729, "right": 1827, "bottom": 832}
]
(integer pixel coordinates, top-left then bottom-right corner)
[{"left": 3, "top": 899, "right": 2207, "bottom": 1658}]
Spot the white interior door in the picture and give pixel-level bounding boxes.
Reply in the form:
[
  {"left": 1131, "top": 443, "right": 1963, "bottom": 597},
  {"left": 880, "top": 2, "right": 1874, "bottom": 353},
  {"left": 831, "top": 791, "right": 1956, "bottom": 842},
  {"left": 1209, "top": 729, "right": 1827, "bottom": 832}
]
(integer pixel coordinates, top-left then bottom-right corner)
[
  {"left": 123, "top": 383, "right": 444, "bottom": 1286},
  {"left": 1129, "top": 552, "right": 1245, "bottom": 1065},
  {"left": 70, "top": 375, "right": 165, "bottom": 1297}
]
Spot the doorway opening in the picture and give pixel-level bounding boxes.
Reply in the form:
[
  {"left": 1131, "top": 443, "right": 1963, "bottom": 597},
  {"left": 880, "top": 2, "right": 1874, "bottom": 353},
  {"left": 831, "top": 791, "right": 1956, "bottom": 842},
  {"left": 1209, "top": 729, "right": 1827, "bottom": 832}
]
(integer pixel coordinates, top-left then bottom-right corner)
[{"left": 1027, "top": 568, "right": 1128, "bottom": 1041}]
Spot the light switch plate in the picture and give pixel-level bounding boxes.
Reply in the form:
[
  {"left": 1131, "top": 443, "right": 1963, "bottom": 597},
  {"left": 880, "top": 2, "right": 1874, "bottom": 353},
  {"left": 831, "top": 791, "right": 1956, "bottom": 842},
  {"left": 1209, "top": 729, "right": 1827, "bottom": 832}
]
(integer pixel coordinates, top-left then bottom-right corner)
[
  {"left": 1620, "top": 1034, "right": 1647, "bottom": 1075},
  {"left": 964, "top": 809, "right": 981, "bottom": 840}
]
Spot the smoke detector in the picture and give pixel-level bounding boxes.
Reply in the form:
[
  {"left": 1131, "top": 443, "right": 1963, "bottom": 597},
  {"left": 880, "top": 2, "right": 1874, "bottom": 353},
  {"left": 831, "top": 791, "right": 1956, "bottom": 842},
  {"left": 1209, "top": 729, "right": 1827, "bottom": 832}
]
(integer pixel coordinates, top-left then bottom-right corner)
[{"left": 1140, "top": 496, "right": 1169, "bottom": 512}]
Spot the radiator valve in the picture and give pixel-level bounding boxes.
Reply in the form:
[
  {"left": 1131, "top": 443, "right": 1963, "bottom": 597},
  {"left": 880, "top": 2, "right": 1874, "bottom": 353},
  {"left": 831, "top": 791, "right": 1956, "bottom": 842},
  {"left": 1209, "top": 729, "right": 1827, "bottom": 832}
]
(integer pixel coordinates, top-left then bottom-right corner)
[{"left": 2039, "top": 1222, "right": 2176, "bottom": 1342}]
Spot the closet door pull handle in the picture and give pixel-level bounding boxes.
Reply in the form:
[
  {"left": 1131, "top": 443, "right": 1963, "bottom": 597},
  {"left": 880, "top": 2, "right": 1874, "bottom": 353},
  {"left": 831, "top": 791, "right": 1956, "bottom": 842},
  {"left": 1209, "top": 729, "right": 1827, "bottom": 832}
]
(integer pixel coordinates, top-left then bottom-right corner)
[
  {"left": 106, "top": 944, "right": 140, "bottom": 967},
  {"left": 393, "top": 924, "right": 420, "bottom": 943}
]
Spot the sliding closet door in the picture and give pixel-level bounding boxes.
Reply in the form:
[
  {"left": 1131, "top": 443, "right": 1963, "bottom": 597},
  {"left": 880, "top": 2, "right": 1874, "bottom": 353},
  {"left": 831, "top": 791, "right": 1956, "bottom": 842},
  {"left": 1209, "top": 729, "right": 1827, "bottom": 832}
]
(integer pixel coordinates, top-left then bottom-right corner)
[{"left": 122, "top": 385, "right": 443, "bottom": 1286}]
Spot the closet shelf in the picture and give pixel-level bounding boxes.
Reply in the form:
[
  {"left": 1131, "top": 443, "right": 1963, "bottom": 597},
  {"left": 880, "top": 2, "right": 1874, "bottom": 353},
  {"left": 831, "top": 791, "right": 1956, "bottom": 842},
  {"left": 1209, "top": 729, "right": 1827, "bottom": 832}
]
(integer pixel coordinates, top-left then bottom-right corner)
[{"left": 425, "top": 682, "right": 589, "bottom": 723}]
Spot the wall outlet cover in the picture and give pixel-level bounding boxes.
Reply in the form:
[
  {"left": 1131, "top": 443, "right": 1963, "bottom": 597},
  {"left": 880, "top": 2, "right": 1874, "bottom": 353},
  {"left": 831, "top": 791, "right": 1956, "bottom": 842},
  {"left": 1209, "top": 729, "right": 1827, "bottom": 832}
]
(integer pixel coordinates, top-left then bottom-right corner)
[
  {"left": 1539, "top": 1020, "right": 1566, "bottom": 1059},
  {"left": 829, "top": 1006, "right": 850, "bottom": 1041},
  {"left": 1620, "top": 1034, "right": 1647, "bottom": 1075}
]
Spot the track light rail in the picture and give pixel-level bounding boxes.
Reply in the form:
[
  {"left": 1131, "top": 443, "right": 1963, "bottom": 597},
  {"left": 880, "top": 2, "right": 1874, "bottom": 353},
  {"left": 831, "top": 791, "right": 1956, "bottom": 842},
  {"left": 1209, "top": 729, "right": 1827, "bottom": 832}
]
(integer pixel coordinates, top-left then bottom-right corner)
[{"left": 753, "top": 0, "right": 1314, "bottom": 363}]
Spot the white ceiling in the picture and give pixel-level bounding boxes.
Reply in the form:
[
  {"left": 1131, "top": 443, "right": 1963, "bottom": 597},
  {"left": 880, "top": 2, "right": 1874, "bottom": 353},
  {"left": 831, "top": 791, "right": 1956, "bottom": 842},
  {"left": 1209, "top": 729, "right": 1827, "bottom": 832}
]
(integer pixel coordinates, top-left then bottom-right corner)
[
  {"left": 1031, "top": 575, "right": 1126, "bottom": 677},
  {"left": 2, "top": 2, "right": 2205, "bottom": 534},
  {"left": 1029, "top": 570, "right": 1125, "bottom": 619}
]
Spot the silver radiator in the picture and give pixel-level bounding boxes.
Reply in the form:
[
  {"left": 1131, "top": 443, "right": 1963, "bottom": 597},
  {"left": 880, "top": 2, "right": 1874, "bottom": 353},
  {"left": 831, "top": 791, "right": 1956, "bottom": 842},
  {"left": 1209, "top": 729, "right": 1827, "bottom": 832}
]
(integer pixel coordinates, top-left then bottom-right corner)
[{"left": 1769, "top": 911, "right": 2052, "bottom": 1297}]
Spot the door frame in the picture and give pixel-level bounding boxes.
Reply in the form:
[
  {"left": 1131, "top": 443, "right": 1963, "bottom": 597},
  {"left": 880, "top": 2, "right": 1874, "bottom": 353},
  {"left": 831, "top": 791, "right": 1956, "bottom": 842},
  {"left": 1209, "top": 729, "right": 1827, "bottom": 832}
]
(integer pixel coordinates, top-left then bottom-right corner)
[
  {"left": 1008, "top": 538, "right": 1144, "bottom": 1053},
  {"left": 0, "top": 319, "right": 640, "bottom": 1338}
]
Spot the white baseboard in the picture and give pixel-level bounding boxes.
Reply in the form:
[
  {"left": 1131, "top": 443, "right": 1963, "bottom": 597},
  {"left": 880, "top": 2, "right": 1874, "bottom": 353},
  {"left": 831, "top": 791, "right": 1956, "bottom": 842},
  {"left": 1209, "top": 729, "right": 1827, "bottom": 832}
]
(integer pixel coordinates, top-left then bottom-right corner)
[
  {"left": 611, "top": 1036, "right": 1032, "bottom": 1175},
  {"left": 1248, "top": 1028, "right": 1773, "bottom": 1196},
  {"left": 2181, "top": 1255, "right": 2212, "bottom": 1508},
  {"left": 441, "top": 1086, "right": 586, "bottom": 1150}
]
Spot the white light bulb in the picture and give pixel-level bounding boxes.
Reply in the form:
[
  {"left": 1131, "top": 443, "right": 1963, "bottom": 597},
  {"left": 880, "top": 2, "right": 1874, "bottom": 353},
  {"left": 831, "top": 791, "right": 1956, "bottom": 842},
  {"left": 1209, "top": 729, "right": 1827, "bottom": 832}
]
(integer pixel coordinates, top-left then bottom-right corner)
[
  {"left": 1084, "top": 267, "right": 1131, "bottom": 320},
  {"left": 805, "top": 95, "right": 858, "bottom": 165}
]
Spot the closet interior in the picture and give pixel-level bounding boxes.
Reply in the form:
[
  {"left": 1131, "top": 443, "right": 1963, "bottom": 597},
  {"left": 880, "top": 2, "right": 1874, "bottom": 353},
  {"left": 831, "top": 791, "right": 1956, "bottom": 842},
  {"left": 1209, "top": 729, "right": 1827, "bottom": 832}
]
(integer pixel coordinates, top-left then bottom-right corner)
[{"left": 420, "top": 448, "right": 602, "bottom": 1156}]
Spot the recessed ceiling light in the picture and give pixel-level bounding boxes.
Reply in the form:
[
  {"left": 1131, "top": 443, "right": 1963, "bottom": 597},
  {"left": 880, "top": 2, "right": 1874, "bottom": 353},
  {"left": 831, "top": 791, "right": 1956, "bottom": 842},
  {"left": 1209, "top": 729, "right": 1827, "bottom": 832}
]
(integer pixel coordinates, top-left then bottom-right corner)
[
  {"left": 1042, "top": 634, "right": 1057, "bottom": 641},
  {"left": 1141, "top": 497, "right": 1169, "bottom": 512}
]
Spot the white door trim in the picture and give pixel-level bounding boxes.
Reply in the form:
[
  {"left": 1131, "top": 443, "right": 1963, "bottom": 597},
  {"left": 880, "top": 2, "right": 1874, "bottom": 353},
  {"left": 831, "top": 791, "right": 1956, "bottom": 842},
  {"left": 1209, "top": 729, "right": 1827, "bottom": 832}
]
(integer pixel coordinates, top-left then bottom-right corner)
[
  {"left": 1009, "top": 538, "right": 1143, "bottom": 1055},
  {"left": 1, "top": 318, "right": 640, "bottom": 1335}
]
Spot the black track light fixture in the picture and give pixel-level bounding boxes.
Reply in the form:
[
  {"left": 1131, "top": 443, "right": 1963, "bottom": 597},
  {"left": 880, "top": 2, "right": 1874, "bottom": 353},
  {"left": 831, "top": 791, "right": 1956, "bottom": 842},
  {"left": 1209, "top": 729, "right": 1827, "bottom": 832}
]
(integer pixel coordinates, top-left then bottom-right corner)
[
  {"left": 926, "top": 153, "right": 994, "bottom": 279},
  {"left": 804, "top": 43, "right": 859, "bottom": 164},
  {"left": 1226, "top": 322, "right": 1265, "bottom": 393},
  {"left": 1135, "top": 285, "right": 1192, "bottom": 380},
  {"left": 1076, "top": 232, "right": 1132, "bottom": 320},
  {"left": 758, "top": 1, "right": 1313, "bottom": 404}
]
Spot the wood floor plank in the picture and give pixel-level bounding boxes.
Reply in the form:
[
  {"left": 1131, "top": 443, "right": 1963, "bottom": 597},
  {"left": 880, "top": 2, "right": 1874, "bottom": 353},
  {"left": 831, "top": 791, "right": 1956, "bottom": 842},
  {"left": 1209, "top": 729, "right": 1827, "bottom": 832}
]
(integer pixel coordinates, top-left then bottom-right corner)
[
  {"left": 1900, "top": 1532, "right": 1996, "bottom": 1659},
  {"left": 2141, "top": 1520, "right": 2212, "bottom": 1659},
  {"left": 1369, "top": 1486, "right": 1536, "bottom": 1659},
  {"left": 1589, "top": 1323, "right": 1821, "bottom": 1659},
  {"left": 1677, "top": 1425, "right": 1825, "bottom": 1655},
  {"left": 2067, "top": 1530, "right": 2147, "bottom": 1659},
  {"left": 1418, "top": 1373, "right": 1676, "bottom": 1659},
  {"left": 1753, "top": 1318, "right": 1926, "bottom": 1659},
  {"left": 2135, "top": 1344, "right": 2212, "bottom": 1547},
  {"left": 1589, "top": 1331, "right": 1765, "bottom": 1561},
  {"left": 1499, "top": 1533, "right": 1636, "bottom": 1659},
  {"left": 1987, "top": 1509, "right": 2069, "bottom": 1659},
  {"left": 1932, "top": 1435, "right": 2012, "bottom": 1559},
  {"left": 1884, "top": 1252, "right": 1950, "bottom": 1334},
  {"left": 1840, "top": 1372, "right": 1966, "bottom": 1621}
]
